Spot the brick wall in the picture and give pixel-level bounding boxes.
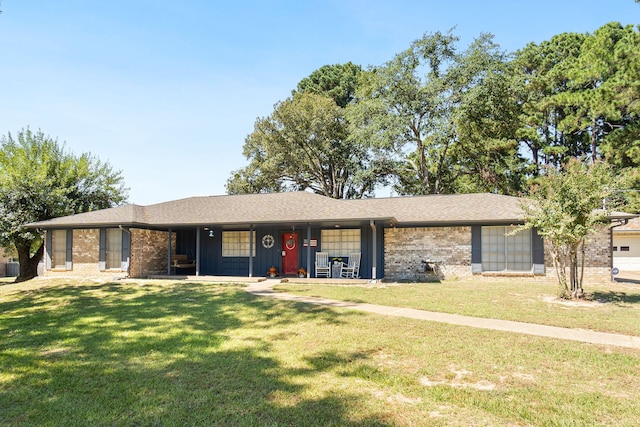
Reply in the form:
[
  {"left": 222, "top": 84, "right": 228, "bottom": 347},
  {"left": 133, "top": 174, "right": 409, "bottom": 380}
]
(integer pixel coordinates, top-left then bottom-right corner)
[
  {"left": 384, "top": 226, "right": 472, "bottom": 281},
  {"left": 384, "top": 225, "right": 612, "bottom": 283},
  {"left": 544, "top": 226, "right": 612, "bottom": 284},
  {"left": 41, "top": 228, "right": 175, "bottom": 279},
  {"left": 129, "top": 229, "right": 175, "bottom": 278},
  {"left": 42, "top": 229, "right": 128, "bottom": 279}
]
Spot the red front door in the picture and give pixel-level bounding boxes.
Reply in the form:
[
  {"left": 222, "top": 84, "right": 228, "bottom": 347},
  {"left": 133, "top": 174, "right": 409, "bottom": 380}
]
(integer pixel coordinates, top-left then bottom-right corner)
[{"left": 282, "top": 233, "right": 299, "bottom": 275}]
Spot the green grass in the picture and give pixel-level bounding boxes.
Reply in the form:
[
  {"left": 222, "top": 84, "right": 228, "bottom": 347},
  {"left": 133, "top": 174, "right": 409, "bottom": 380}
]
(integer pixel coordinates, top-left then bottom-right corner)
[
  {"left": 1, "top": 278, "right": 639, "bottom": 426},
  {"left": 277, "top": 279, "right": 640, "bottom": 336}
]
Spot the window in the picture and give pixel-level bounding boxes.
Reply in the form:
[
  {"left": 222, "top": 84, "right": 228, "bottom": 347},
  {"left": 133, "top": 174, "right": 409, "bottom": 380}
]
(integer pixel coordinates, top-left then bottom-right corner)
[
  {"left": 222, "top": 231, "right": 256, "bottom": 257},
  {"left": 482, "top": 226, "right": 531, "bottom": 272},
  {"left": 620, "top": 246, "right": 630, "bottom": 252},
  {"left": 106, "top": 228, "right": 122, "bottom": 269},
  {"left": 321, "top": 229, "right": 361, "bottom": 258},
  {"left": 52, "top": 229, "right": 67, "bottom": 269}
]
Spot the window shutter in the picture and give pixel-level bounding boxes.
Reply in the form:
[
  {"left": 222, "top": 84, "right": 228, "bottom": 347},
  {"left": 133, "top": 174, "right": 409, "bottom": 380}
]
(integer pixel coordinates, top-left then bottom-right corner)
[
  {"left": 121, "top": 229, "right": 130, "bottom": 271},
  {"left": 532, "top": 228, "right": 545, "bottom": 275},
  {"left": 471, "top": 225, "right": 482, "bottom": 273},
  {"left": 45, "top": 231, "right": 52, "bottom": 270},
  {"left": 99, "top": 229, "right": 106, "bottom": 270},
  {"left": 66, "top": 230, "right": 73, "bottom": 270}
]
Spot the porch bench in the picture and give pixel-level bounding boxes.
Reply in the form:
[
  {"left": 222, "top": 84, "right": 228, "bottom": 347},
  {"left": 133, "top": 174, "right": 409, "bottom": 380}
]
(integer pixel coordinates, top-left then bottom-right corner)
[{"left": 172, "top": 254, "right": 196, "bottom": 269}]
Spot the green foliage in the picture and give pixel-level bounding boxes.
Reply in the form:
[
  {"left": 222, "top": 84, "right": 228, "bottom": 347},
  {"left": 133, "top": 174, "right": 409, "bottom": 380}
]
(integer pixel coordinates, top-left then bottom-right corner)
[
  {"left": 228, "top": 64, "right": 393, "bottom": 199},
  {"left": 512, "top": 23, "right": 640, "bottom": 191},
  {"left": 0, "top": 128, "right": 128, "bottom": 281},
  {"left": 349, "top": 30, "right": 524, "bottom": 195},
  {"left": 294, "top": 62, "right": 362, "bottom": 108},
  {"left": 231, "top": 22, "right": 640, "bottom": 202},
  {"left": 520, "top": 159, "right": 627, "bottom": 297}
]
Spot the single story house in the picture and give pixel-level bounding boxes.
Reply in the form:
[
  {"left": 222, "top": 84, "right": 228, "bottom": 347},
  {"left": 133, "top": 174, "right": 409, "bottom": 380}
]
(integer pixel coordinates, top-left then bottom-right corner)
[
  {"left": 25, "top": 191, "right": 632, "bottom": 282},
  {"left": 612, "top": 216, "right": 640, "bottom": 271}
]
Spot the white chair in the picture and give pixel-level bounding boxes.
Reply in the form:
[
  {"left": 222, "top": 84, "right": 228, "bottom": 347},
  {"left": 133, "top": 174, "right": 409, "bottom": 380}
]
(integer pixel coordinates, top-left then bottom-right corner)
[
  {"left": 315, "top": 252, "right": 330, "bottom": 278},
  {"left": 340, "top": 253, "right": 361, "bottom": 278}
]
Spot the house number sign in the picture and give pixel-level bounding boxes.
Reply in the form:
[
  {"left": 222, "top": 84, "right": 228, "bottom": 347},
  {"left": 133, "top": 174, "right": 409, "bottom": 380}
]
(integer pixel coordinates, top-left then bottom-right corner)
[{"left": 262, "top": 234, "right": 275, "bottom": 249}]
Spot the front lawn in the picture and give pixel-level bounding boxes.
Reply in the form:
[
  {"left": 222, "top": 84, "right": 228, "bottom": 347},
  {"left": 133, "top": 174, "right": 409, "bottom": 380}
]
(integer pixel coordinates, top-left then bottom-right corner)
[
  {"left": 1, "top": 279, "right": 639, "bottom": 426},
  {"left": 278, "top": 279, "right": 640, "bottom": 336}
]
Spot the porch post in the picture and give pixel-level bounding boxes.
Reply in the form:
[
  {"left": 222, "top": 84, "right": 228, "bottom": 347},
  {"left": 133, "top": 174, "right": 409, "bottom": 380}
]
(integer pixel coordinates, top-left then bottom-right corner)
[
  {"left": 195, "top": 227, "right": 201, "bottom": 276},
  {"left": 167, "top": 228, "right": 172, "bottom": 276},
  {"left": 249, "top": 225, "right": 254, "bottom": 277},
  {"left": 370, "top": 220, "right": 377, "bottom": 280},
  {"left": 306, "top": 223, "right": 311, "bottom": 278}
]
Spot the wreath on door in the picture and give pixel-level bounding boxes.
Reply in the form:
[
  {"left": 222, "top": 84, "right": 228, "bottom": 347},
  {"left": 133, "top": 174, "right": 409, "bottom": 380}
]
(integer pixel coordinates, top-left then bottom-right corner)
[
  {"left": 285, "top": 235, "right": 296, "bottom": 250},
  {"left": 261, "top": 234, "right": 275, "bottom": 249}
]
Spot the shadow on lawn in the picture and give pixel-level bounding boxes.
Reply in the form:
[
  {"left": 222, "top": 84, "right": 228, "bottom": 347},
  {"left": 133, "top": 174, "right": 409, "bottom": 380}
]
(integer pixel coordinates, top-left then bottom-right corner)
[
  {"left": 590, "top": 290, "right": 640, "bottom": 306},
  {"left": 0, "top": 281, "right": 391, "bottom": 426}
]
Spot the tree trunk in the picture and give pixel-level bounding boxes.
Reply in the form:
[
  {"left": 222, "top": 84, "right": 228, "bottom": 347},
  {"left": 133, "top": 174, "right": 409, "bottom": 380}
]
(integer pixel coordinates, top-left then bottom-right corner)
[{"left": 15, "top": 240, "right": 44, "bottom": 282}]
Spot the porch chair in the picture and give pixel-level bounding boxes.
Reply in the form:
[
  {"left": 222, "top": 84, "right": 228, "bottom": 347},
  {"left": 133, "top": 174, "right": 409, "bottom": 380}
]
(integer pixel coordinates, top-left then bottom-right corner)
[
  {"left": 315, "top": 252, "right": 331, "bottom": 278},
  {"left": 340, "top": 253, "right": 361, "bottom": 279}
]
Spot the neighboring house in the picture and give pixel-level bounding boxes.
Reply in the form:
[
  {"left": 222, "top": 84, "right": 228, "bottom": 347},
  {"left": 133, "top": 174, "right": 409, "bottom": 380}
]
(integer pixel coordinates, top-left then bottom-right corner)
[
  {"left": 612, "top": 216, "right": 640, "bottom": 271},
  {"left": 25, "top": 192, "right": 630, "bottom": 282}
]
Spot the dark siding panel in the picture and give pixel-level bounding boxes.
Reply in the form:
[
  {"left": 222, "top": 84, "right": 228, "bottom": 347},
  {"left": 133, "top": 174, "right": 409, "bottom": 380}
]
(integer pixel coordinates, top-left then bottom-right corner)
[
  {"left": 359, "top": 225, "right": 371, "bottom": 279},
  {"left": 199, "top": 227, "right": 221, "bottom": 275},
  {"left": 121, "top": 230, "right": 131, "bottom": 263},
  {"left": 532, "top": 228, "right": 544, "bottom": 265},
  {"left": 255, "top": 227, "right": 282, "bottom": 276},
  {"left": 377, "top": 225, "right": 385, "bottom": 279},
  {"left": 183, "top": 225, "right": 379, "bottom": 278},
  {"left": 176, "top": 229, "right": 197, "bottom": 260},
  {"left": 66, "top": 230, "right": 73, "bottom": 266},
  {"left": 45, "top": 231, "right": 52, "bottom": 270},
  {"left": 99, "top": 229, "right": 106, "bottom": 270},
  {"left": 471, "top": 226, "right": 482, "bottom": 264}
]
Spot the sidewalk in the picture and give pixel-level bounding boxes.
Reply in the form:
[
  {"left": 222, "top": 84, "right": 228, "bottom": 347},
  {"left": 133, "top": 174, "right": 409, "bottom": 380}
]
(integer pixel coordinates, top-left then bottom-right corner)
[{"left": 245, "top": 281, "right": 640, "bottom": 350}]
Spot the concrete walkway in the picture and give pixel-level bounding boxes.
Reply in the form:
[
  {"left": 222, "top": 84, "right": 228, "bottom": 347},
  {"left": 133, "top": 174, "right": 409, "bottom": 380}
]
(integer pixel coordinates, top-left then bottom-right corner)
[{"left": 245, "top": 281, "right": 640, "bottom": 351}]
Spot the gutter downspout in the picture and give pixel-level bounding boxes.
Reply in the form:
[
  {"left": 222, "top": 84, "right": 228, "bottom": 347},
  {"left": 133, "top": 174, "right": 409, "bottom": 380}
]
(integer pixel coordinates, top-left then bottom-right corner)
[
  {"left": 167, "top": 228, "right": 172, "bottom": 276},
  {"left": 249, "top": 225, "right": 254, "bottom": 277},
  {"left": 307, "top": 223, "right": 311, "bottom": 278},
  {"left": 610, "top": 218, "right": 629, "bottom": 281},
  {"left": 196, "top": 227, "right": 201, "bottom": 276},
  {"left": 370, "top": 220, "right": 377, "bottom": 281}
]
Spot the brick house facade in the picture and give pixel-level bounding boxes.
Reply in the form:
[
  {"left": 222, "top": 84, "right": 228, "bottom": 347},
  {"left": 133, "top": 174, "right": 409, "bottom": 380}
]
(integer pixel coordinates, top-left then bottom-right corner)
[
  {"left": 28, "top": 192, "right": 629, "bottom": 283},
  {"left": 383, "top": 225, "right": 613, "bottom": 283}
]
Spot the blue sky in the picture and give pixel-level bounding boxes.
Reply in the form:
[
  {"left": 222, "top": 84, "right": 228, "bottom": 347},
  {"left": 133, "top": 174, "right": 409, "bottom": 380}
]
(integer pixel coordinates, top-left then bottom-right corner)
[{"left": 1, "top": 1, "right": 638, "bottom": 205}]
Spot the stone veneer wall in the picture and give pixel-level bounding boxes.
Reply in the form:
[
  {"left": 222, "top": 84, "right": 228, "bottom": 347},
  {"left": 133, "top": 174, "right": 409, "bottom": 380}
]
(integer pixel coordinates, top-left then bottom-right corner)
[
  {"left": 384, "top": 225, "right": 612, "bottom": 283},
  {"left": 384, "top": 226, "right": 472, "bottom": 281},
  {"left": 128, "top": 229, "right": 175, "bottom": 278}
]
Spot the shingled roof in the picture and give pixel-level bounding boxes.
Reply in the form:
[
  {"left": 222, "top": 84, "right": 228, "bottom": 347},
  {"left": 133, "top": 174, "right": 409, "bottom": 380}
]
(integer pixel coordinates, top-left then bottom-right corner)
[
  {"left": 26, "top": 192, "right": 390, "bottom": 228},
  {"left": 345, "top": 193, "right": 525, "bottom": 225},
  {"left": 26, "top": 191, "right": 535, "bottom": 229},
  {"left": 614, "top": 216, "right": 640, "bottom": 232}
]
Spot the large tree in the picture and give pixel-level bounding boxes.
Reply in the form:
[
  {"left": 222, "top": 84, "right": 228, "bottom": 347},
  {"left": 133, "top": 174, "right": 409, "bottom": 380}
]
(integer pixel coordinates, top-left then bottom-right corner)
[
  {"left": 227, "top": 92, "right": 389, "bottom": 198},
  {"left": 512, "top": 23, "right": 640, "bottom": 174},
  {"left": 228, "top": 64, "right": 393, "bottom": 198},
  {"left": 511, "top": 32, "right": 587, "bottom": 173},
  {"left": 349, "top": 30, "right": 524, "bottom": 196},
  {"left": 0, "top": 128, "right": 128, "bottom": 282}
]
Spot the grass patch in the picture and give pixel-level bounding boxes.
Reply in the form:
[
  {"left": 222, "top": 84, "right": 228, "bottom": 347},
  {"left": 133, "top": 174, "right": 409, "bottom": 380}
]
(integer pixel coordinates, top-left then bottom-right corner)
[
  {"left": 1, "top": 278, "right": 639, "bottom": 426},
  {"left": 278, "top": 279, "right": 640, "bottom": 336}
]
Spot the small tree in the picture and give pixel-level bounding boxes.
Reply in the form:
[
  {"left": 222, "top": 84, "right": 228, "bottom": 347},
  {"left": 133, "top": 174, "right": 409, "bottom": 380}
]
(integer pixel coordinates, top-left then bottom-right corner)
[
  {"left": 520, "top": 159, "right": 625, "bottom": 298},
  {"left": 0, "top": 128, "right": 128, "bottom": 282}
]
